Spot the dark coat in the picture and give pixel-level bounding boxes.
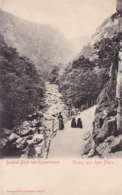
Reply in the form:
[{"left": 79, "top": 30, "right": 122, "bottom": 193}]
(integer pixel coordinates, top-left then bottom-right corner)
[
  {"left": 58, "top": 114, "right": 64, "bottom": 130},
  {"left": 77, "top": 118, "right": 83, "bottom": 128},
  {"left": 71, "top": 117, "right": 77, "bottom": 128}
]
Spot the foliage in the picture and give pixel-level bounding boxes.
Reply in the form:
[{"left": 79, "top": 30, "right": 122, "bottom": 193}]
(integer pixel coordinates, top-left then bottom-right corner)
[
  {"left": 0, "top": 34, "right": 45, "bottom": 129},
  {"left": 72, "top": 55, "right": 95, "bottom": 69},
  {"left": 59, "top": 32, "right": 122, "bottom": 108},
  {"left": 59, "top": 56, "right": 109, "bottom": 108},
  {"left": 94, "top": 33, "right": 122, "bottom": 65},
  {"left": 48, "top": 66, "right": 60, "bottom": 84}
]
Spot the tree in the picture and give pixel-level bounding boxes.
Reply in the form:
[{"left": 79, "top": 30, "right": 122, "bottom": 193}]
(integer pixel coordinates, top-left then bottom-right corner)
[
  {"left": 0, "top": 34, "right": 45, "bottom": 129},
  {"left": 94, "top": 33, "right": 122, "bottom": 77}
]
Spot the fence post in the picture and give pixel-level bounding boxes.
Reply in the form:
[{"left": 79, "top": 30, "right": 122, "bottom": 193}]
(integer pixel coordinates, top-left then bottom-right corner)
[
  {"left": 52, "top": 119, "right": 54, "bottom": 133},
  {"left": 44, "top": 130, "right": 47, "bottom": 148}
]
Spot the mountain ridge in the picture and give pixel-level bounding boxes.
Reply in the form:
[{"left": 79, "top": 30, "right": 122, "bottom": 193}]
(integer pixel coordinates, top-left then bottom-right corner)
[{"left": 0, "top": 8, "right": 71, "bottom": 72}]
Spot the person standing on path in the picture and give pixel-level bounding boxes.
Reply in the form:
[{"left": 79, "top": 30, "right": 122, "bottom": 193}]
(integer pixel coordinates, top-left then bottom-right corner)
[
  {"left": 71, "top": 117, "right": 77, "bottom": 128},
  {"left": 76, "top": 112, "right": 83, "bottom": 128},
  {"left": 77, "top": 118, "right": 83, "bottom": 128},
  {"left": 58, "top": 112, "right": 64, "bottom": 130}
]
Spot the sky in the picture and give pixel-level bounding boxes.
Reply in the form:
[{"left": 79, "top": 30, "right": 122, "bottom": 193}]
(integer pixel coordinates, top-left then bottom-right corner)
[{"left": 0, "top": 0, "right": 116, "bottom": 38}]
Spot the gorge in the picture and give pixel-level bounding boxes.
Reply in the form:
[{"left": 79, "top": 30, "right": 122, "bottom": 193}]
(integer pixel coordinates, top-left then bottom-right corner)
[{"left": 0, "top": 0, "right": 122, "bottom": 158}]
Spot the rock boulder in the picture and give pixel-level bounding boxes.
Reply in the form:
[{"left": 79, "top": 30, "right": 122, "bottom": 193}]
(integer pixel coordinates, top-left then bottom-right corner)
[{"left": 8, "top": 133, "right": 19, "bottom": 141}]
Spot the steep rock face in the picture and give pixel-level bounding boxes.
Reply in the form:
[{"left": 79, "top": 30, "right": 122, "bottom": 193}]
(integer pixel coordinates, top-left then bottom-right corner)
[
  {"left": 83, "top": 78, "right": 122, "bottom": 157},
  {"left": 82, "top": 11, "right": 122, "bottom": 157},
  {"left": 0, "top": 9, "right": 70, "bottom": 72},
  {"left": 81, "top": 12, "right": 121, "bottom": 61},
  {"left": 93, "top": 80, "right": 117, "bottom": 141}
]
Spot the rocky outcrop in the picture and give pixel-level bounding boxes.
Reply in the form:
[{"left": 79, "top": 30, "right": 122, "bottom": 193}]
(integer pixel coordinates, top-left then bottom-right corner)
[
  {"left": 0, "top": 109, "right": 53, "bottom": 158},
  {"left": 80, "top": 12, "right": 122, "bottom": 61},
  {"left": 83, "top": 78, "right": 122, "bottom": 157}
]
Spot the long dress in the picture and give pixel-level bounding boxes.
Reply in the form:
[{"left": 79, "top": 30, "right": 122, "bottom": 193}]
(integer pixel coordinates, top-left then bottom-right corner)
[
  {"left": 71, "top": 117, "right": 77, "bottom": 128},
  {"left": 58, "top": 115, "right": 64, "bottom": 130},
  {"left": 77, "top": 118, "right": 83, "bottom": 128}
]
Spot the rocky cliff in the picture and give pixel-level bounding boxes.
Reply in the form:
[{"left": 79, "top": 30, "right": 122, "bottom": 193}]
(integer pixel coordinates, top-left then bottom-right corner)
[
  {"left": 0, "top": 9, "right": 71, "bottom": 72},
  {"left": 81, "top": 12, "right": 122, "bottom": 61},
  {"left": 82, "top": 12, "right": 122, "bottom": 158}
]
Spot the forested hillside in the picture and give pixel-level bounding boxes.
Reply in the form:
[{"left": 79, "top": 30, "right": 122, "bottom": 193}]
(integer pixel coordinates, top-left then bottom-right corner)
[
  {"left": 59, "top": 56, "right": 109, "bottom": 107},
  {"left": 0, "top": 33, "right": 45, "bottom": 129},
  {"left": 48, "top": 66, "right": 60, "bottom": 84},
  {"left": 59, "top": 12, "right": 122, "bottom": 109}
]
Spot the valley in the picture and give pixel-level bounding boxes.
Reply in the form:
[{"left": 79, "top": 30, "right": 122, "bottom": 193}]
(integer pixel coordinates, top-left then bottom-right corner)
[{"left": 0, "top": 0, "right": 122, "bottom": 159}]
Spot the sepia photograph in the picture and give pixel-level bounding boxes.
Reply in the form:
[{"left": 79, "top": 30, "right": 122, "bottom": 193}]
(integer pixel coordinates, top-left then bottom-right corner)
[{"left": 0, "top": 0, "right": 122, "bottom": 194}]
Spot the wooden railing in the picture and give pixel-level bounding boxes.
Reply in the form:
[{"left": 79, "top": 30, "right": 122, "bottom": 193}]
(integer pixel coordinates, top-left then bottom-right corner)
[{"left": 80, "top": 99, "right": 98, "bottom": 112}]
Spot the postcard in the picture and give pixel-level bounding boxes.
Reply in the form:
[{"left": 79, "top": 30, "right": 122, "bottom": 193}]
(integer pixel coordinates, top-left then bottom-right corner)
[{"left": 0, "top": 0, "right": 122, "bottom": 194}]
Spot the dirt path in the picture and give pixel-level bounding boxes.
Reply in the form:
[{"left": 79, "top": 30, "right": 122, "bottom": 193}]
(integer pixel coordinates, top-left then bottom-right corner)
[{"left": 48, "top": 106, "right": 96, "bottom": 158}]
